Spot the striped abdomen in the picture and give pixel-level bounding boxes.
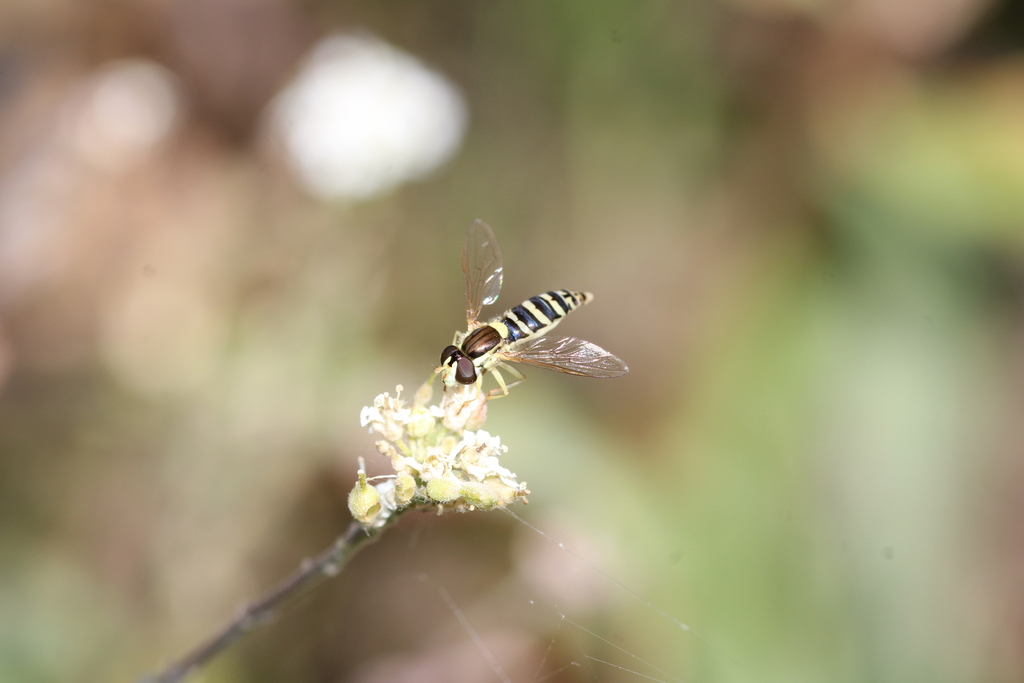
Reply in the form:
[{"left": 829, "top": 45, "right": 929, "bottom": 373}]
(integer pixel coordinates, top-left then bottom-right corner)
[
  {"left": 497, "top": 289, "right": 591, "bottom": 344},
  {"left": 460, "top": 290, "right": 592, "bottom": 360}
]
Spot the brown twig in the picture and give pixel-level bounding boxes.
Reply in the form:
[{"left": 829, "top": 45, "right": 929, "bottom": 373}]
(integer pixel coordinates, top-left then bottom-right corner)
[{"left": 139, "top": 517, "right": 396, "bottom": 683}]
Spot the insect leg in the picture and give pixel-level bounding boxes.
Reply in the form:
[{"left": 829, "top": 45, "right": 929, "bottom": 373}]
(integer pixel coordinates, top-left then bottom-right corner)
[
  {"left": 485, "top": 367, "right": 510, "bottom": 399},
  {"left": 485, "top": 362, "right": 526, "bottom": 399},
  {"left": 501, "top": 362, "right": 526, "bottom": 389}
]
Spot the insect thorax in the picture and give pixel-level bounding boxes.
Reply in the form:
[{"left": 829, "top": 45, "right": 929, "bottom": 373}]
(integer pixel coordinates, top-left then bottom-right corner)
[{"left": 461, "top": 324, "right": 503, "bottom": 359}]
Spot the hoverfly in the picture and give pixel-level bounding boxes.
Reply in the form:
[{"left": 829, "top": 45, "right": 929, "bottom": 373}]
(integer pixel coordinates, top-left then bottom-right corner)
[{"left": 437, "top": 220, "right": 628, "bottom": 394}]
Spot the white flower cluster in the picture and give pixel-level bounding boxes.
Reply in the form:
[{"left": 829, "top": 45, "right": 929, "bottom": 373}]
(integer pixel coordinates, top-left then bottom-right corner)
[
  {"left": 348, "top": 380, "right": 529, "bottom": 527},
  {"left": 273, "top": 33, "right": 467, "bottom": 201}
]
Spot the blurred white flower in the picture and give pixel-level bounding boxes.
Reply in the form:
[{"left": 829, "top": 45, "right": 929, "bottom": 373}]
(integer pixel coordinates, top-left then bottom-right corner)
[
  {"left": 72, "top": 59, "right": 181, "bottom": 171},
  {"left": 0, "top": 59, "right": 180, "bottom": 297},
  {"left": 272, "top": 33, "right": 468, "bottom": 200}
]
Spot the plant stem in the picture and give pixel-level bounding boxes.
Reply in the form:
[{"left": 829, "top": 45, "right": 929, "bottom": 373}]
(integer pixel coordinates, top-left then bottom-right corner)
[{"left": 139, "top": 516, "right": 396, "bottom": 683}]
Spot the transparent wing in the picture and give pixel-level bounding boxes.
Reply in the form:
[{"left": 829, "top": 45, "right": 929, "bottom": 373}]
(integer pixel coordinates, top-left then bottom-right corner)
[
  {"left": 463, "top": 219, "right": 503, "bottom": 325},
  {"left": 502, "top": 336, "right": 629, "bottom": 378}
]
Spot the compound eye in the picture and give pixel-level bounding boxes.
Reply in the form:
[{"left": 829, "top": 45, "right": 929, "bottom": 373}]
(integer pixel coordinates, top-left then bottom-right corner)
[
  {"left": 440, "top": 345, "right": 459, "bottom": 365},
  {"left": 455, "top": 356, "right": 477, "bottom": 384}
]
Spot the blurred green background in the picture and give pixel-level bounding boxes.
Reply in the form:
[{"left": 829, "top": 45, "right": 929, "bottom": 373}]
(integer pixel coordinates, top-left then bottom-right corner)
[{"left": 2, "top": 1, "right": 1024, "bottom": 682}]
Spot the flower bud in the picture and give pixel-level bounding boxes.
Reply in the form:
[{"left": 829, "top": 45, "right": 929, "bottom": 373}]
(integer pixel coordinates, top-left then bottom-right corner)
[
  {"left": 482, "top": 476, "right": 527, "bottom": 507},
  {"left": 460, "top": 481, "right": 499, "bottom": 509},
  {"left": 426, "top": 476, "right": 461, "bottom": 503},
  {"left": 464, "top": 398, "right": 488, "bottom": 432},
  {"left": 394, "top": 472, "right": 417, "bottom": 505},
  {"left": 413, "top": 379, "right": 433, "bottom": 407},
  {"left": 406, "top": 406, "right": 436, "bottom": 438},
  {"left": 348, "top": 472, "right": 381, "bottom": 524},
  {"left": 439, "top": 435, "right": 460, "bottom": 455}
]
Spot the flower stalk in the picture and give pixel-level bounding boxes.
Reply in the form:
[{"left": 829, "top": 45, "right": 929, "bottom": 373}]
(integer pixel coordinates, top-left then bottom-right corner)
[
  {"left": 139, "top": 374, "right": 528, "bottom": 683},
  {"left": 138, "top": 516, "right": 398, "bottom": 683}
]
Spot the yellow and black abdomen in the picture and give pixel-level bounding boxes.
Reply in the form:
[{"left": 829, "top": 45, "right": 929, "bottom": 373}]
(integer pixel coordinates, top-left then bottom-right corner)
[
  {"left": 459, "top": 289, "right": 591, "bottom": 363},
  {"left": 497, "top": 289, "right": 591, "bottom": 345},
  {"left": 449, "top": 289, "right": 593, "bottom": 385}
]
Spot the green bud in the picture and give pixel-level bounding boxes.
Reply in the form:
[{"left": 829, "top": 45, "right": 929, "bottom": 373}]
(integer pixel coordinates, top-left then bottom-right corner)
[
  {"left": 394, "top": 473, "right": 417, "bottom": 505},
  {"left": 460, "top": 481, "right": 499, "bottom": 509},
  {"left": 348, "top": 472, "right": 380, "bottom": 524},
  {"left": 426, "top": 476, "right": 461, "bottom": 503},
  {"left": 482, "top": 476, "right": 527, "bottom": 507}
]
